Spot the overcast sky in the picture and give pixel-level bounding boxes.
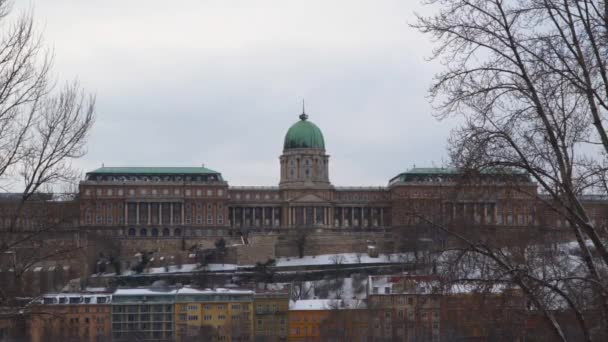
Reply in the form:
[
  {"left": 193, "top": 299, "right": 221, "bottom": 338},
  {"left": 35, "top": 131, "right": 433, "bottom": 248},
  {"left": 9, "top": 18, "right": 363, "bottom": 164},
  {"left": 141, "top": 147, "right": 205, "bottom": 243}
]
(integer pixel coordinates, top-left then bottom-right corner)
[{"left": 15, "top": 0, "right": 455, "bottom": 186}]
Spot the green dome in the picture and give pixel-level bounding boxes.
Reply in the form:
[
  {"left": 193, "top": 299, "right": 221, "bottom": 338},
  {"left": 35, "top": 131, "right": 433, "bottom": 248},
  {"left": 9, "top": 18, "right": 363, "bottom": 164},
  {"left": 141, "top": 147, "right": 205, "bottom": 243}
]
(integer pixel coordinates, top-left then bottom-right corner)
[{"left": 283, "top": 113, "right": 325, "bottom": 150}]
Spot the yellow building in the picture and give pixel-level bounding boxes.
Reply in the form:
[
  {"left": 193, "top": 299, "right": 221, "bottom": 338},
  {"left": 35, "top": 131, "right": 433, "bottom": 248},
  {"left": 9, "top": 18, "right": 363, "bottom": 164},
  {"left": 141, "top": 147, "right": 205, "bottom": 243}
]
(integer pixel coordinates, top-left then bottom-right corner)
[
  {"left": 27, "top": 292, "right": 112, "bottom": 342},
  {"left": 253, "top": 291, "right": 290, "bottom": 341},
  {"left": 174, "top": 287, "right": 254, "bottom": 342}
]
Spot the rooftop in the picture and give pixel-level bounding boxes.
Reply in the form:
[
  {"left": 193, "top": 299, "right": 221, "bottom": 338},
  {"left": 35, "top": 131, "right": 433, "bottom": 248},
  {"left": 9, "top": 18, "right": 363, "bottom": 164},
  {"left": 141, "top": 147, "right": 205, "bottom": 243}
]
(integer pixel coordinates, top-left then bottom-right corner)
[
  {"left": 289, "top": 299, "right": 366, "bottom": 311},
  {"left": 389, "top": 167, "right": 531, "bottom": 185},
  {"left": 87, "top": 166, "right": 221, "bottom": 175},
  {"left": 113, "top": 286, "right": 253, "bottom": 296}
]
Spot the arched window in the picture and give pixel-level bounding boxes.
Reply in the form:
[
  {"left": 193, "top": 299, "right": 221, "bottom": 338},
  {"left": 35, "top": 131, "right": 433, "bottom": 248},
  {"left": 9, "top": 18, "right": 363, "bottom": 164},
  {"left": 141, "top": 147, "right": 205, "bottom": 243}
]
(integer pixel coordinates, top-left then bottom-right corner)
[
  {"left": 162, "top": 228, "right": 170, "bottom": 236},
  {"left": 128, "top": 228, "right": 136, "bottom": 236},
  {"left": 151, "top": 228, "right": 159, "bottom": 237},
  {"left": 140, "top": 228, "right": 147, "bottom": 237},
  {"left": 174, "top": 228, "right": 182, "bottom": 236}
]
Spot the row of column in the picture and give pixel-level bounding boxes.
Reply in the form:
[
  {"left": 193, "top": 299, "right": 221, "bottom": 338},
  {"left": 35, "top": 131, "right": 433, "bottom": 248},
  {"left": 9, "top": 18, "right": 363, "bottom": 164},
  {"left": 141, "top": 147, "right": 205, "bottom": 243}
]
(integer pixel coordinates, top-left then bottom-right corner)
[
  {"left": 229, "top": 206, "right": 387, "bottom": 228},
  {"left": 125, "top": 202, "right": 184, "bottom": 226},
  {"left": 444, "top": 202, "right": 536, "bottom": 226},
  {"left": 230, "top": 207, "right": 282, "bottom": 228}
]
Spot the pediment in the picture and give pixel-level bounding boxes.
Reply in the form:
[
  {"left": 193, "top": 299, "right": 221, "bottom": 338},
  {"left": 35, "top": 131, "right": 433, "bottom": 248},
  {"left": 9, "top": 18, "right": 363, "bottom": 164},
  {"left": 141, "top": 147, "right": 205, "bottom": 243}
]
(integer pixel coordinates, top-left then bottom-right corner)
[{"left": 290, "top": 193, "right": 329, "bottom": 203}]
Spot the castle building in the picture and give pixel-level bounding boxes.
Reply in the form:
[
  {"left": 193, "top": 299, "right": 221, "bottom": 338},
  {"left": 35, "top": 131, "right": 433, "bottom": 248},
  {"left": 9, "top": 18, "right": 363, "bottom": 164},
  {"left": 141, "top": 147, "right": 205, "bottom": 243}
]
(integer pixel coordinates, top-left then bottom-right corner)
[{"left": 78, "top": 109, "right": 571, "bottom": 241}]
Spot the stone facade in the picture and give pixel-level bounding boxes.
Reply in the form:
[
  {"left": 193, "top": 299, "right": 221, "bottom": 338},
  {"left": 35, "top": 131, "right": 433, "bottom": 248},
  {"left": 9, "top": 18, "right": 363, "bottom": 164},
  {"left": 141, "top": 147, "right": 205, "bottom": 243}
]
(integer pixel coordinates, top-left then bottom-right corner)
[{"left": 3, "top": 112, "right": 608, "bottom": 271}]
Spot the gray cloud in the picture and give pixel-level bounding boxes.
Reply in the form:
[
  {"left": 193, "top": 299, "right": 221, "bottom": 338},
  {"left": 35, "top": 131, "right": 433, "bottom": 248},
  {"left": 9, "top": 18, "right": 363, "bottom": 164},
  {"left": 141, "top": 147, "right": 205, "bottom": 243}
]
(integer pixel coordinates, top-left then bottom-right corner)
[{"left": 15, "top": 0, "right": 456, "bottom": 186}]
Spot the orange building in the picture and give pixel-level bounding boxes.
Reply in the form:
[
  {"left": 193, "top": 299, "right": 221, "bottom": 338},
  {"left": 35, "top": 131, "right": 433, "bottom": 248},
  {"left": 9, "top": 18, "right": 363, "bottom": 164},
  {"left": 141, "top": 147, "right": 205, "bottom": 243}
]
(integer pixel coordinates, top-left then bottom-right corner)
[
  {"left": 368, "top": 274, "right": 525, "bottom": 342},
  {"left": 26, "top": 292, "right": 112, "bottom": 342},
  {"left": 288, "top": 299, "right": 367, "bottom": 341}
]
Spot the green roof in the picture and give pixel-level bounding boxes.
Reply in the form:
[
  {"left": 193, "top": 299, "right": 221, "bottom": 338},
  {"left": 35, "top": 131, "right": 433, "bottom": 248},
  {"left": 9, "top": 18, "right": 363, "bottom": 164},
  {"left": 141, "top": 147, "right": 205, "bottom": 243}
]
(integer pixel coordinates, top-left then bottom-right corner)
[
  {"left": 390, "top": 167, "right": 530, "bottom": 184},
  {"left": 404, "top": 167, "right": 460, "bottom": 174},
  {"left": 283, "top": 113, "right": 325, "bottom": 150},
  {"left": 88, "top": 167, "right": 220, "bottom": 175}
]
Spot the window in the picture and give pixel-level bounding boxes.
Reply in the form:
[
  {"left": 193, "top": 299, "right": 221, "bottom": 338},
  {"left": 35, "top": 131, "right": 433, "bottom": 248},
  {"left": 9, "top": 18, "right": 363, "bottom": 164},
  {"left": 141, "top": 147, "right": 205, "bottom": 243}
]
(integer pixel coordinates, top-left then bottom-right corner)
[
  {"left": 218, "top": 189, "right": 223, "bottom": 196},
  {"left": 207, "top": 190, "right": 213, "bottom": 196},
  {"left": 218, "top": 215, "right": 223, "bottom": 224},
  {"left": 207, "top": 214, "right": 213, "bottom": 225},
  {"left": 140, "top": 228, "right": 147, "bottom": 237},
  {"left": 162, "top": 228, "right": 170, "bottom": 236},
  {"left": 151, "top": 228, "right": 159, "bottom": 237},
  {"left": 203, "top": 315, "right": 212, "bottom": 321},
  {"left": 128, "top": 228, "right": 136, "bottom": 236},
  {"left": 187, "top": 315, "right": 198, "bottom": 321}
]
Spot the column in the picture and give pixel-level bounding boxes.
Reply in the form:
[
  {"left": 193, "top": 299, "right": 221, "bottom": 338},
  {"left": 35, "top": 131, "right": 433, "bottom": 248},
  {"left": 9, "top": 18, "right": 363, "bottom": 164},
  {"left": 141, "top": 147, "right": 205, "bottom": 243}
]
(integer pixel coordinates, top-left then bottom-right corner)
[
  {"left": 170, "top": 203, "right": 174, "bottom": 225},
  {"left": 136, "top": 203, "right": 140, "bottom": 225},
  {"left": 148, "top": 203, "right": 151, "bottom": 225},
  {"left": 159, "top": 203, "right": 162, "bottom": 224},
  {"left": 241, "top": 207, "right": 245, "bottom": 227},
  {"left": 313, "top": 207, "right": 316, "bottom": 226},
  {"left": 351, "top": 207, "right": 354, "bottom": 227},
  {"left": 124, "top": 203, "right": 128, "bottom": 226},
  {"left": 252, "top": 207, "right": 257, "bottom": 227},
  {"left": 182, "top": 204, "right": 185, "bottom": 225},
  {"left": 360, "top": 207, "right": 364, "bottom": 227},
  {"left": 262, "top": 207, "right": 266, "bottom": 227},
  {"left": 380, "top": 208, "right": 384, "bottom": 227},
  {"left": 232, "top": 208, "right": 236, "bottom": 228},
  {"left": 271, "top": 208, "right": 275, "bottom": 227},
  {"left": 341, "top": 207, "right": 345, "bottom": 227}
]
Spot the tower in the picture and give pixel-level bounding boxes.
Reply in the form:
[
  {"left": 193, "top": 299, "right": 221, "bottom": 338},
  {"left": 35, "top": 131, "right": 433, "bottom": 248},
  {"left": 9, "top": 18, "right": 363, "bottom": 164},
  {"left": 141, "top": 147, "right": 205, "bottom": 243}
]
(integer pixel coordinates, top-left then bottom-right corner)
[{"left": 279, "top": 109, "right": 331, "bottom": 189}]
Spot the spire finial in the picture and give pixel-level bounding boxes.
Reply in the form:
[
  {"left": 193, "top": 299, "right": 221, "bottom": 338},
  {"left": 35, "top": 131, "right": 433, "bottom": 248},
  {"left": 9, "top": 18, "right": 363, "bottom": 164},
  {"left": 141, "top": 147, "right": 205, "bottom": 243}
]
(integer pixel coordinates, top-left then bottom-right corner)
[{"left": 299, "top": 99, "right": 308, "bottom": 121}]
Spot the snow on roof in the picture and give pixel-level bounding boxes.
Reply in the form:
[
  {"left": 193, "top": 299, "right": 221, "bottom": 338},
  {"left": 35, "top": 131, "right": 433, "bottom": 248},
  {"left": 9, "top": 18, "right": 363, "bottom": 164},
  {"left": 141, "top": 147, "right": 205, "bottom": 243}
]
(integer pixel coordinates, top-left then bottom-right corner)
[
  {"left": 37, "top": 293, "right": 112, "bottom": 305},
  {"left": 114, "top": 286, "right": 253, "bottom": 296},
  {"left": 290, "top": 299, "right": 367, "bottom": 311},
  {"left": 275, "top": 252, "right": 413, "bottom": 267},
  {"left": 369, "top": 274, "right": 440, "bottom": 295}
]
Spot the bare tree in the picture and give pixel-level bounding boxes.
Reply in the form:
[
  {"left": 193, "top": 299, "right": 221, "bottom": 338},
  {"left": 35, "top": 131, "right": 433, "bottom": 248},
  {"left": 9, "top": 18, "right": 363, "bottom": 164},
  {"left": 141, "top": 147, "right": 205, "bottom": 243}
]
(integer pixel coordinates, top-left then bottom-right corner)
[
  {"left": 0, "top": 0, "right": 95, "bottom": 306},
  {"left": 0, "top": 0, "right": 95, "bottom": 239},
  {"left": 295, "top": 228, "right": 307, "bottom": 258},
  {"left": 413, "top": 1, "right": 608, "bottom": 340}
]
